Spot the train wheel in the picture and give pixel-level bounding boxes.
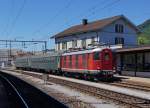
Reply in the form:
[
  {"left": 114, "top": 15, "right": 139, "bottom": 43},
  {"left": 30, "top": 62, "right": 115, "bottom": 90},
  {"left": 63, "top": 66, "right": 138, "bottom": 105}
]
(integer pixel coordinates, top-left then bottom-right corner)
[
  {"left": 93, "top": 77, "right": 98, "bottom": 82},
  {"left": 64, "top": 72, "right": 69, "bottom": 77},
  {"left": 87, "top": 75, "right": 92, "bottom": 81},
  {"left": 83, "top": 74, "right": 87, "bottom": 80}
]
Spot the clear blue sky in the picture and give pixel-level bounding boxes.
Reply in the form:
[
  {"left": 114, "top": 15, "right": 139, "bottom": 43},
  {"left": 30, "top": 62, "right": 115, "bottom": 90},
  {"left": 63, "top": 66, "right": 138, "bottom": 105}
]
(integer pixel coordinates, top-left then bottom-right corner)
[{"left": 0, "top": 0, "right": 150, "bottom": 50}]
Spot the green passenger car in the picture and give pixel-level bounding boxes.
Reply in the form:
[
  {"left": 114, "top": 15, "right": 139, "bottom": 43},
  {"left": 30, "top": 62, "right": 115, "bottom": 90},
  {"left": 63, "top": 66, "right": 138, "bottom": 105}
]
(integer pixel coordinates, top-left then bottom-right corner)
[
  {"left": 29, "top": 55, "right": 60, "bottom": 71},
  {"left": 15, "top": 52, "right": 61, "bottom": 73},
  {"left": 15, "top": 57, "right": 30, "bottom": 69}
]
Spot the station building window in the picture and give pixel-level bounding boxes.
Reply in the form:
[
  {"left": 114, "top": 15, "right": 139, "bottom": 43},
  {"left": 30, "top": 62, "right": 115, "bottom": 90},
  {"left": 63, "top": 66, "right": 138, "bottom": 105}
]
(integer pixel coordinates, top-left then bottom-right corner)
[
  {"left": 115, "top": 37, "right": 124, "bottom": 45},
  {"left": 91, "top": 37, "right": 95, "bottom": 44},
  {"left": 72, "top": 40, "right": 77, "bottom": 48},
  {"left": 58, "top": 43, "right": 60, "bottom": 50},
  {"left": 145, "top": 52, "right": 150, "bottom": 71},
  {"left": 123, "top": 54, "right": 136, "bottom": 71},
  {"left": 115, "top": 24, "right": 124, "bottom": 33},
  {"left": 82, "top": 39, "right": 86, "bottom": 48},
  {"left": 137, "top": 53, "right": 144, "bottom": 71},
  {"left": 62, "top": 42, "right": 67, "bottom": 50}
]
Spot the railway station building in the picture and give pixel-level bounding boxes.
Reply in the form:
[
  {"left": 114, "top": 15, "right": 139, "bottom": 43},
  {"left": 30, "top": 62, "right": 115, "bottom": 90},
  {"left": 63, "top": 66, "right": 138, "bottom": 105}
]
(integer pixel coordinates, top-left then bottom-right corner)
[
  {"left": 116, "top": 46, "right": 150, "bottom": 78},
  {"left": 51, "top": 15, "right": 139, "bottom": 51},
  {"left": 51, "top": 15, "right": 150, "bottom": 78}
]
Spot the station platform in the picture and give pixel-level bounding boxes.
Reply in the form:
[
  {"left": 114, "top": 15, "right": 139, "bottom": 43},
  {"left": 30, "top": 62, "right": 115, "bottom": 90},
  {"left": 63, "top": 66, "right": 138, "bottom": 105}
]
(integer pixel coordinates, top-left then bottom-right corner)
[
  {"left": 119, "top": 71, "right": 150, "bottom": 78},
  {"left": 0, "top": 79, "right": 10, "bottom": 108},
  {"left": 115, "top": 74, "right": 150, "bottom": 86}
]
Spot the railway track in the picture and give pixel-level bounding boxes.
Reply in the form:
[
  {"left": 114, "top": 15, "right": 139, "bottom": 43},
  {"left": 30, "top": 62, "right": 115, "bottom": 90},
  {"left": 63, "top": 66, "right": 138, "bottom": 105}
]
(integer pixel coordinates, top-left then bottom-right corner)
[
  {"left": 46, "top": 77, "right": 150, "bottom": 108},
  {"left": 14, "top": 70, "right": 150, "bottom": 108},
  {"left": 0, "top": 71, "right": 68, "bottom": 108},
  {"left": 0, "top": 73, "right": 29, "bottom": 108},
  {"left": 109, "top": 81, "right": 150, "bottom": 92}
]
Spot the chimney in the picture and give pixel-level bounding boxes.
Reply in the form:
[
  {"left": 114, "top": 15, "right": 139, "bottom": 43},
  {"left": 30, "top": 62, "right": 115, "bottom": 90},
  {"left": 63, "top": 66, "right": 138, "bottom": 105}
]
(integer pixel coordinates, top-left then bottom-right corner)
[{"left": 82, "top": 19, "right": 88, "bottom": 25}]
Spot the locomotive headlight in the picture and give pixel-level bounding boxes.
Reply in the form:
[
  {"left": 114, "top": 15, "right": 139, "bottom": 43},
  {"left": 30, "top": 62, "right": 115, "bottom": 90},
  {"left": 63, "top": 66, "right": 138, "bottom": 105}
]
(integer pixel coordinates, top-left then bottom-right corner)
[{"left": 97, "top": 66, "right": 100, "bottom": 70}]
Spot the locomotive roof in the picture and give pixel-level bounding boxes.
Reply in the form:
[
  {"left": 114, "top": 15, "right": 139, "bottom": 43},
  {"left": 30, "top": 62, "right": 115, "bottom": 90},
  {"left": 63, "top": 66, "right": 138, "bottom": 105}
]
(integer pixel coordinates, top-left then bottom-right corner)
[
  {"left": 62, "top": 47, "right": 108, "bottom": 56},
  {"left": 62, "top": 45, "right": 122, "bottom": 56}
]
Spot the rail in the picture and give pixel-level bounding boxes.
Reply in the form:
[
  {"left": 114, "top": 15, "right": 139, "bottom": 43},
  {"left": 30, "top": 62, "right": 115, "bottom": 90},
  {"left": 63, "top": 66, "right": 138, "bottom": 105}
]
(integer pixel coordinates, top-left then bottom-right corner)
[{"left": 0, "top": 74, "right": 29, "bottom": 108}]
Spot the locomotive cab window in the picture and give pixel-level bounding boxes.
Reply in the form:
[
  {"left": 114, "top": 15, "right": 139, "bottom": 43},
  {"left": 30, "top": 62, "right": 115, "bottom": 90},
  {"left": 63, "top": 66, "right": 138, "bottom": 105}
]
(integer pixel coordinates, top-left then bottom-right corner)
[
  {"left": 94, "top": 52, "right": 100, "bottom": 60},
  {"left": 104, "top": 53, "right": 109, "bottom": 61}
]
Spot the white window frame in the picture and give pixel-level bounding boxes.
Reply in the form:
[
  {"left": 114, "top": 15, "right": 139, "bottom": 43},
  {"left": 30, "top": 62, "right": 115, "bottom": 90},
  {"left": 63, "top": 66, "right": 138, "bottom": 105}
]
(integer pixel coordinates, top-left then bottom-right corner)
[
  {"left": 62, "top": 42, "right": 67, "bottom": 50},
  {"left": 72, "top": 40, "right": 77, "bottom": 48},
  {"left": 115, "top": 24, "right": 124, "bottom": 33},
  {"left": 81, "top": 39, "right": 86, "bottom": 48}
]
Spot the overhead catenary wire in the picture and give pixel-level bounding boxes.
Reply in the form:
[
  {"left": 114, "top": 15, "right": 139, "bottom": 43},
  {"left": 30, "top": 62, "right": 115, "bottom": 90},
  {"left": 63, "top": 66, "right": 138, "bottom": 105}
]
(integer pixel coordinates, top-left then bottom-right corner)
[
  {"left": 57, "top": 0, "right": 121, "bottom": 33},
  {"left": 65, "top": 0, "right": 121, "bottom": 27},
  {"left": 10, "top": 0, "right": 122, "bottom": 51},
  {"left": 0, "top": 39, "right": 46, "bottom": 52},
  {"left": 6, "top": 0, "right": 27, "bottom": 38},
  {"left": 63, "top": 0, "right": 108, "bottom": 27},
  {"left": 32, "top": 0, "right": 109, "bottom": 41},
  {"left": 88, "top": 0, "right": 121, "bottom": 19},
  {"left": 31, "top": 0, "right": 72, "bottom": 38},
  {"left": 33, "top": 0, "right": 122, "bottom": 44},
  {"left": 1, "top": 0, "right": 14, "bottom": 36},
  {"left": 52, "top": 0, "right": 121, "bottom": 37}
]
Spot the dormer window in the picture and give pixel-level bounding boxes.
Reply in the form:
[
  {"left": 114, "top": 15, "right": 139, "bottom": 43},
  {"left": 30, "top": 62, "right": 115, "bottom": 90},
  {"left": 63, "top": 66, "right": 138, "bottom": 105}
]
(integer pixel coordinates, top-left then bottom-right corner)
[{"left": 115, "top": 24, "right": 124, "bottom": 33}]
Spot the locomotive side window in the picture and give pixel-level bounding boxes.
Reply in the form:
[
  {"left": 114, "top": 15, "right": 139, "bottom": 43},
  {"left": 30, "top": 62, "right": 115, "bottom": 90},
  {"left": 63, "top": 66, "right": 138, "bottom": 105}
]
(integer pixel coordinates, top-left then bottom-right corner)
[
  {"left": 94, "top": 52, "right": 100, "bottom": 60},
  {"left": 69, "top": 55, "right": 72, "bottom": 68},
  {"left": 104, "top": 53, "right": 109, "bottom": 61},
  {"left": 82, "top": 54, "right": 86, "bottom": 67},
  {"left": 76, "top": 55, "right": 78, "bottom": 68}
]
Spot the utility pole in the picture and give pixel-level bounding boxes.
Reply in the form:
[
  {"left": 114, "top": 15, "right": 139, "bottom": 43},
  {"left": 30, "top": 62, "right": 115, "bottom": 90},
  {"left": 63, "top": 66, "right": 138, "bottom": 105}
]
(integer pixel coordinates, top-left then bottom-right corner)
[
  {"left": 9, "top": 41, "right": 12, "bottom": 59},
  {"left": 44, "top": 41, "right": 47, "bottom": 53}
]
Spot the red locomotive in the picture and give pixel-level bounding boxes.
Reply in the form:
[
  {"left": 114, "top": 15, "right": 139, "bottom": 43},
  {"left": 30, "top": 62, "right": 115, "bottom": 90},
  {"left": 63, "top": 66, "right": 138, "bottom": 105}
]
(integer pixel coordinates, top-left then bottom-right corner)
[{"left": 61, "top": 47, "right": 115, "bottom": 80}]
